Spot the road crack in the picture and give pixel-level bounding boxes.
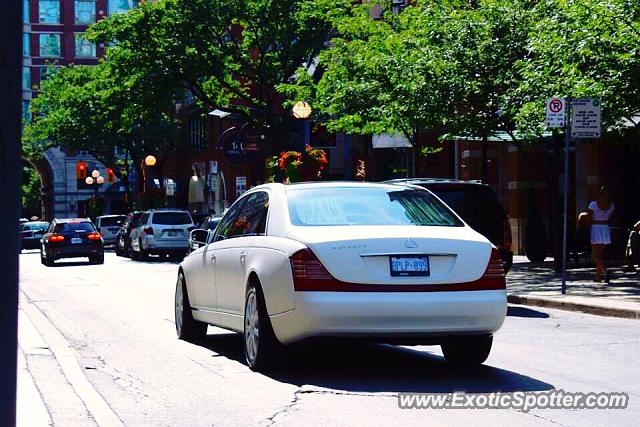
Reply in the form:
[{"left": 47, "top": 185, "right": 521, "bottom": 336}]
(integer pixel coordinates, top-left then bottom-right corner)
[{"left": 263, "top": 388, "right": 397, "bottom": 425}]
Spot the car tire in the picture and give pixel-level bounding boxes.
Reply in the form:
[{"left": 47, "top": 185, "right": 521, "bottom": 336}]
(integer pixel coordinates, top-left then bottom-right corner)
[
  {"left": 90, "top": 253, "right": 104, "bottom": 264},
  {"left": 42, "top": 252, "right": 54, "bottom": 267},
  {"left": 175, "top": 272, "right": 207, "bottom": 341},
  {"left": 115, "top": 239, "right": 123, "bottom": 257},
  {"left": 138, "top": 239, "right": 149, "bottom": 261},
  {"left": 441, "top": 334, "right": 493, "bottom": 367},
  {"left": 244, "top": 280, "right": 283, "bottom": 372},
  {"left": 124, "top": 241, "right": 132, "bottom": 258}
]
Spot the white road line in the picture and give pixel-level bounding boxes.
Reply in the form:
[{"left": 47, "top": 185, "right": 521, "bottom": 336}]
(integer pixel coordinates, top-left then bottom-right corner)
[{"left": 20, "top": 291, "right": 125, "bottom": 427}]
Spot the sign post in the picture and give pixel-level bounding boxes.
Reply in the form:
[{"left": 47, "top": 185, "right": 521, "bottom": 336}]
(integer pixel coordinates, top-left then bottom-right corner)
[{"left": 547, "top": 97, "right": 601, "bottom": 294}]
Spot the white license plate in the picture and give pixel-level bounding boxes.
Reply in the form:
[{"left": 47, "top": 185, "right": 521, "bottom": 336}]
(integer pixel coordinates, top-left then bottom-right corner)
[
  {"left": 390, "top": 256, "right": 429, "bottom": 277},
  {"left": 71, "top": 237, "right": 82, "bottom": 244}
]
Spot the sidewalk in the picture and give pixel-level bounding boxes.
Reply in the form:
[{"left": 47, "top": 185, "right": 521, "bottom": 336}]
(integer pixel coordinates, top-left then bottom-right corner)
[{"left": 507, "top": 256, "right": 640, "bottom": 319}]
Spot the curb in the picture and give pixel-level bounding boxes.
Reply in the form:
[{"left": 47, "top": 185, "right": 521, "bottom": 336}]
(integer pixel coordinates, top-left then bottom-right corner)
[{"left": 507, "top": 294, "right": 640, "bottom": 320}]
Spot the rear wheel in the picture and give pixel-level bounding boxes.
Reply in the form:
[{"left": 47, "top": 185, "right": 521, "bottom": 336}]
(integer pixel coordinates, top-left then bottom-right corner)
[
  {"left": 42, "top": 252, "right": 54, "bottom": 267},
  {"left": 441, "top": 334, "right": 493, "bottom": 367},
  {"left": 115, "top": 239, "right": 123, "bottom": 257},
  {"left": 90, "top": 253, "right": 104, "bottom": 264},
  {"left": 138, "top": 239, "right": 149, "bottom": 260},
  {"left": 244, "top": 280, "right": 283, "bottom": 372},
  {"left": 175, "top": 272, "right": 207, "bottom": 341}
]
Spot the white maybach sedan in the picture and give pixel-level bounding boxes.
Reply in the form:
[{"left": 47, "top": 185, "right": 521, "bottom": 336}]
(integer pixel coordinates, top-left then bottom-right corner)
[{"left": 176, "top": 182, "right": 507, "bottom": 371}]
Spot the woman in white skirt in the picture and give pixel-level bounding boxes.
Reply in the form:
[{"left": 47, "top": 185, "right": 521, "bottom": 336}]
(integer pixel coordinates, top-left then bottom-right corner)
[{"left": 587, "top": 186, "right": 614, "bottom": 282}]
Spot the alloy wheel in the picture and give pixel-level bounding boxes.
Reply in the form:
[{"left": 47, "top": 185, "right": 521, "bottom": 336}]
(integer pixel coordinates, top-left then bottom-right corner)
[{"left": 244, "top": 291, "right": 260, "bottom": 364}]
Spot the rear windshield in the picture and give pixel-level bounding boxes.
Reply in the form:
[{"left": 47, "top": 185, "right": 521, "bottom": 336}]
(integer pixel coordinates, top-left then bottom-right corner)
[
  {"left": 287, "top": 187, "right": 463, "bottom": 227},
  {"left": 425, "top": 186, "right": 505, "bottom": 221},
  {"left": 99, "top": 216, "right": 125, "bottom": 227},
  {"left": 54, "top": 222, "right": 96, "bottom": 233},
  {"left": 20, "top": 222, "right": 49, "bottom": 231},
  {"left": 152, "top": 212, "right": 193, "bottom": 225}
]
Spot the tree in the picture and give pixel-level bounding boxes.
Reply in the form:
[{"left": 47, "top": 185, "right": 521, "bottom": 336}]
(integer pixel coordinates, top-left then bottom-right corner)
[
  {"left": 86, "top": 0, "right": 351, "bottom": 144},
  {"left": 23, "top": 61, "right": 181, "bottom": 208}
]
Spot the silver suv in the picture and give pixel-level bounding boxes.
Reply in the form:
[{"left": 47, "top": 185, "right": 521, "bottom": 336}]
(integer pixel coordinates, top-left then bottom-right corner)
[
  {"left": 130, "top": 209, "right": 195, "bottom": 260},
  {"left": 95, "top": 215, "right": 126, "bottom": 246}
]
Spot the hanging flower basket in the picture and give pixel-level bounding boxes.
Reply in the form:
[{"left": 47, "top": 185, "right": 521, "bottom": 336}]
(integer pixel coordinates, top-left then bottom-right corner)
[{"left": 277, "top": 145, "right": 327, "bottom": 183}]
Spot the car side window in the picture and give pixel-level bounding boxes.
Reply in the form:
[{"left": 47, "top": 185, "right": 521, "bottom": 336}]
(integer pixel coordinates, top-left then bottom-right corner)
[
  {"left": 233, "top": 191, "right": 269, "bottom": 237},
  {"left": 213, "top": 199, "right": 247, "bottom": 242},
  {"left": 139, "top": 213, "right": 150, "bottom": 226}
]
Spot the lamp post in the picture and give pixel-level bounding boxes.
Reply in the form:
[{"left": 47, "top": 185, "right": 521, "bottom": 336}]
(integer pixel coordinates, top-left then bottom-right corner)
[
  {"left": 142, "top": 155, "right": 157, "bottom": 208},
  {"left": 85, "top": 169, "right": 105, "bottom": 199},
  {"left": 292, "top": 100, "right": 312, "bottom": 148}
]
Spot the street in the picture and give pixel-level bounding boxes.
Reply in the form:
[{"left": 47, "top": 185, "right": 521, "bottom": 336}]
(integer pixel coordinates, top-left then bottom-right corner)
[{"left": 18, "top": 250, "right": 640, "bottom": 426}]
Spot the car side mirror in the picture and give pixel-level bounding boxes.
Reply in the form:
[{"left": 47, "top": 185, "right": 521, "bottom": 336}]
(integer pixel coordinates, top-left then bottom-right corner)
[{"left": 190, "top": 229, "right": 209, "bottom": 249}]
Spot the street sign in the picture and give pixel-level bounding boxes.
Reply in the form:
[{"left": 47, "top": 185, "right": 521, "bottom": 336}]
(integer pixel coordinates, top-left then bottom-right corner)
[
  {"left": 571, "top": 98, "right": 601, "bottom": 138},
  {"left": 546, "top": 97, "right": 566, "bottom": 128}
]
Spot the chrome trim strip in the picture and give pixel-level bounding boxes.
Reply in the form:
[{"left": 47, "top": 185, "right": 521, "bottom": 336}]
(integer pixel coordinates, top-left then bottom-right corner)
[{"left": 359, "top": 252, "right": 457, "bottom": 257}]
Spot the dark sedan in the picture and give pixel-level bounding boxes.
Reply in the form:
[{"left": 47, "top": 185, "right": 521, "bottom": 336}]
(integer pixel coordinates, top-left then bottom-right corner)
[
  {"left": 19, "top": 221, "right": 50, "bottom": 250},
  {"left": 40, "top": 218, "right": 104, "bottom": 266}
]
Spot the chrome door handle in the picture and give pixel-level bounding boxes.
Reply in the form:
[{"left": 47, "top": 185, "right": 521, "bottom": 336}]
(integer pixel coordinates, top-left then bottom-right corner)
[
  {"left": 239, "top": 252, "right": 246, "bottom": 262},
  {"left": 210, "top": 254, "right": 216, "bottom": 262}
]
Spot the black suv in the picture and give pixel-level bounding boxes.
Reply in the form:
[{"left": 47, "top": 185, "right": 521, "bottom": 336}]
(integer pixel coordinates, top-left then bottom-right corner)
[
  {"left": 40, "top": 218, "right": 104, "bottom": 266},
  {"left": 386, "top": 178, "right": 513, "bottom": 273}
]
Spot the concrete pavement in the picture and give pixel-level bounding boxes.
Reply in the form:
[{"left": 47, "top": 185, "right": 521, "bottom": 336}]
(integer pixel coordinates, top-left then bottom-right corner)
[{"left": 507, "top": 256, "right": 640, "bottom": 319}]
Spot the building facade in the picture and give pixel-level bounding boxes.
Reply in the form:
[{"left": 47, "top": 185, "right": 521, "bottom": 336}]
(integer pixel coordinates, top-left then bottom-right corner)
[{"left": 22, "top": 0, "right": 136, "bottom": 219}]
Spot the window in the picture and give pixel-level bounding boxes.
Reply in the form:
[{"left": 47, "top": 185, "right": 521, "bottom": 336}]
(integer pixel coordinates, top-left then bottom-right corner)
[
  {"left": 54, "top": 221, "right": 96, "bottom": 233},
  {"left": 139, "top": 213, "right": 150, "bottom": 225},
  {"left": 24, "top": 0, "right": 30, "bottom": 23},
  {"left": 39, "top": 33, "right": 61, "bottom": 57},
  {"left": 22, "top": 67, "right": 31, "bottom": 90},
  {"left": 75, "top": 33, "right": 96, "bottom": 58},
  {"left": 108, "top": 0, "right": 136, "bottom": 15},
  {"left": 189, "top": 113, "right": 206, "bottom": 152},
  {"left": 233, "top": 191, "right": 269, "bottom": 237},
  {"left": 74, "top": 0, "right": 95, "bottom": 24},
  {"left": 22, "top": 100, "right": 31, "bottom": 121},
  {"left": 287, "top": 187, "right": 463, "bottom": 227},
  {"left": 151, "top": 212, "right": 193, "bottom": 225},
  {"left": 38, "top": 0, "right": 60, "bottom": 23},
  {"left": 213, "top": 198, "right": 247, "bottom": 241},
  {"left": 23, "top": 33, "right": 30, "bottom": 57}
]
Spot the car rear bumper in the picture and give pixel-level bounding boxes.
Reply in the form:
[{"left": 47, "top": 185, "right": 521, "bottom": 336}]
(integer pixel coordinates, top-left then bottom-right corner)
[
  {"left": 48, "top": 244, "right": 102, "bottom": 259},
  {"left": 21, "top": 238, "right": 42, "bottom": 249},
  {"left": 270, "top": 289, "right": 507, "bottom": 345},
  {"left": 142, "top": 238, "right": 189, "bottom": 251}
]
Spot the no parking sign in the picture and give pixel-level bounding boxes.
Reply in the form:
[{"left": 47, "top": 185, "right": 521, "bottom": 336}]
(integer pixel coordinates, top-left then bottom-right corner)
[{"left": 546, "top": 98, "right": 566, "bottom": 128}]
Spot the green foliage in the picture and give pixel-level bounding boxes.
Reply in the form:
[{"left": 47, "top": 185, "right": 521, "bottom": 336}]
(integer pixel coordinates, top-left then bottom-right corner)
[{"left": 21, "top": 161, "right": 41, "bottom": 219}]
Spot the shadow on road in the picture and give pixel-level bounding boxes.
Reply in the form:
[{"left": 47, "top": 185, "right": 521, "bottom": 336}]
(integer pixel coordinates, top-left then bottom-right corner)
[
  {"left": 193, "top": 332, "right": 554, "bottom": 394},
  {"left": 507, "top": 306, "right": 550, "bottom": 318}
]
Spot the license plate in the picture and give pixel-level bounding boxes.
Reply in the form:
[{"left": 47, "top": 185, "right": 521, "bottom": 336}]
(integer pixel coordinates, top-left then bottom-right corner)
[
  {"left": 71, "top": 237, "right": 82, "bottom": 244},
  {"left": 168, "top": 231, "right": 177, "bottom": 237},
  {"left": 390, "top": 256, "right": 429, "bottom": 277}
]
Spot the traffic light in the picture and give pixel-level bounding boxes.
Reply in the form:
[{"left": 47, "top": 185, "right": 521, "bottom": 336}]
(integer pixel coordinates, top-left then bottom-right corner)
[
  {"left": 76, "top": 161, "right": 87, "bottom": 179},
  {"left": 106, "top": 167, "right": 116, "bottom": 184}
]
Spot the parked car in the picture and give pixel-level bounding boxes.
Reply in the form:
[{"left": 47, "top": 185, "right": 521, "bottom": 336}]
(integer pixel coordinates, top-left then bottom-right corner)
[
  {"left": 95, "top": 215, "right": 126, "bottom": 246},
  {"left": 19, "top": 221, "right": 50, "bottom": 250},
  {"left": 188, "top": 215, "right": 223, "bottom": 254},
  {"left": 130, "top": 209, "right": 195, "bottom": 260},
  {"left": 386, "top": 178, "right": 513, "bottom": 273},
  {"left": 176, "top": 182, "right": 506, "bottom": 372},
  {"left": 40, "top": 218, "right": 104, "bottom": 266},
  {"left": 115, "top": 211, "right": 144, "bottom": 258}
]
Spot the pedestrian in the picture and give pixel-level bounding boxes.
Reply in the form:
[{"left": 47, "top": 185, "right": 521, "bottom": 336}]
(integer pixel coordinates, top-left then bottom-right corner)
[
  {"left": 587, "top": 186, "right": 614, "bottom": 282},
  {"left": 623, "top": 219, "right": 640, "bottom": 272}
]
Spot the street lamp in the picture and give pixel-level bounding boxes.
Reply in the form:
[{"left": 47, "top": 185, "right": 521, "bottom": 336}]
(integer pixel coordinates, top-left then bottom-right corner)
[
  {"left": 85, "top": 169, "right": 105, "bottom": 197},
  {"left": 142, "top": 155, "right": 157, "bottom": 208},
  {"left": 292, "top": 101, "right": 312, "bottom": 148},
  {"left": 144, "top": 155, "right": 157, "bottom": 167}
]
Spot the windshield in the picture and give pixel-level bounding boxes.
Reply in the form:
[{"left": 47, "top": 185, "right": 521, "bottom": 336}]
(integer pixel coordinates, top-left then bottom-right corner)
[
  {"left": 287, "top": 187, "right": 463, "bottom": 227},
  {"left": 20, "top": 222, "right": 49, "bottom": 231},
  {"left": 152, "top": 212, "right": 193, "bottom": 225},
  {"left": 99, "top": 216, "right": 125, "bottom": 227},
  {"left": 54, "top": 222, "right": 96, "bottom": 233}
]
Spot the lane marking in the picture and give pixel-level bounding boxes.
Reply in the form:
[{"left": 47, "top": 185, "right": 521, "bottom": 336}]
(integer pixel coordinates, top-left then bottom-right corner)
[{"left": 20, "top": 291, "right": 125, "bottom": 427}]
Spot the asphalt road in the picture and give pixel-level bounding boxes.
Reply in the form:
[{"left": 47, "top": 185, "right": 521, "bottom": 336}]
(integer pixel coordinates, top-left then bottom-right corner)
[{"left": 18, "top": 250, "right": 640, "bottom": 426}]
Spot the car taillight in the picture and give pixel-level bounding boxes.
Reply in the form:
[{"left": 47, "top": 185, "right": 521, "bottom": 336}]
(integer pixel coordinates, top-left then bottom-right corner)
[
  {"left": 290, "top": 248, "right": 336, "bottom": 290},
  {"left": 503, "top": 217, "right": 512, "bottom": 250},
  {"left": 87, "top": 232, "right": 101, "bottom": 240},
  {"left": 143, "top": 227, "right": 154, "bottom": 235},
  {"left": 289, "top": 247, "right": 505, "bottom": 292},
  {"left": 50, "top": 234, "right": 65, "bottom": 242}
]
